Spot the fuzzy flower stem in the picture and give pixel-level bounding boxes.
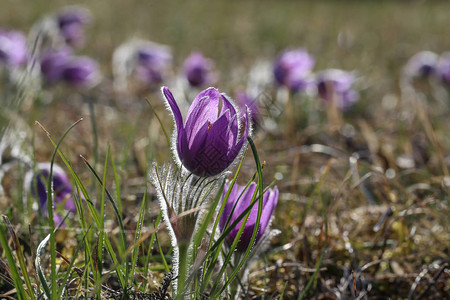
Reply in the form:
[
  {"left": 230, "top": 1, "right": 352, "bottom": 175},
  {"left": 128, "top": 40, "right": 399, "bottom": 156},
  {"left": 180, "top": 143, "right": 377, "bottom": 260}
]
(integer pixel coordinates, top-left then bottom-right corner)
[{"left": 176, "top": 241, "right": 190, "bottom": 300}]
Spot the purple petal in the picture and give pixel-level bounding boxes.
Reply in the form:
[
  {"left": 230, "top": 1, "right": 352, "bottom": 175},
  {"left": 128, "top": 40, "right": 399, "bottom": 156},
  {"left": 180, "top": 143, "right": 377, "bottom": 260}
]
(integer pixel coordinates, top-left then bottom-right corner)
[
  {"left": 258, "top": 187, "right": 279, "bottom": 241},
  {"left": 227, "top": 105, "right": 250, "bottom": 162},
  {"left": 185, "top": 87, "right": 221, "bottom": 141},
  {"left": 188, "top": 112, "right": 231, "bottom": 176},
  {"left": 161, "top": 87, "right": 184, "bottom": 137},
  {"left": 228, "top": 183, "right": 257, "bottom": 241},
  {"left": 220, "top": 94, "right": 238, "bottom": 145}
]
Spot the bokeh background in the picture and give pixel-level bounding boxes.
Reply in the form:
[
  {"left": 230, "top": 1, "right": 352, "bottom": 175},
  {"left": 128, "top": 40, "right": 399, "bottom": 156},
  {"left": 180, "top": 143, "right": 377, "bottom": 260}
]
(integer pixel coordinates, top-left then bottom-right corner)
[{"left": 1, "top": 0, "right": 449, "bottom": 298}]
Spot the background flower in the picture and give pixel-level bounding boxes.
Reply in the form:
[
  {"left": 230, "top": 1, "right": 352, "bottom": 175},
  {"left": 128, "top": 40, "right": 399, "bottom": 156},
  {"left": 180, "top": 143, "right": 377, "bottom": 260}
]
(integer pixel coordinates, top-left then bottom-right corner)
[
  {"left": 0, "top": 29, "right": 27, "bottom": 67},
  {"left": 183, "top": 51, "right": 217, "bottom": 87},
  {"left": 273, "top": 48, "right": 315, "bottom": 92},
  {"left": 316, "top": 69, "right": 359, "bottom": 111}
]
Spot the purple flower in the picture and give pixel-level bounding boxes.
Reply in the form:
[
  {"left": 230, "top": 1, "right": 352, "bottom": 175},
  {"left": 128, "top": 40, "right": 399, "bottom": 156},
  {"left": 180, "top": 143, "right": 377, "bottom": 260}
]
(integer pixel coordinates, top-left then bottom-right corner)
[
  {"left": 61, "top": 56, "right": 100, "bottom": 86},
  {"left": 56, "top": 6, "right": 91, "bottom": 46},
  {"left": 30, "top": 163, "right": 78, "bottom": 223},
  {"left": 0, "top": 29, "right": 27, "bottom": 66},
  {"left": 404, "top": 51, "right": 439, "bottom": 80},
  {"left": 437, "top": 52, "right": 450, "bottom": 85},
  {"left": 273, "top": 48, "right": 315, "bottom": 92},
  {"left": 316, "top": 69, "right": 359, "bottom": 110},
  {"left": 134, "top": 44, "right": 172, "bottom": 86},
  {"left": 235, "top": 91, "right": 260, "bottom": 125},
  {"left": 40, "top": 48, "right": 73, "bottom": 84},
  {"left": 162, "top": 86, "right": 250, "bottom": 177},
  {"left": 183, "top": 52, "right": 217, "bottom": 87},
  {"left": 40, "top": 48, "right": 100, "bottom": 87},
  {"left": 219, "top": 182, "right": 278, "bottom": 251}
]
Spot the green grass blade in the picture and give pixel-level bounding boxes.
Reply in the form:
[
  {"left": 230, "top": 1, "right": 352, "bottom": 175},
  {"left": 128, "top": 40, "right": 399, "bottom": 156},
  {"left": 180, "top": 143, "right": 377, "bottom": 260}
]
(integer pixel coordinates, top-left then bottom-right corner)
[
  {"left": 0, "top": 218, "right": 28, "bottom": 300},
  {"left": 131, "top": 189, "right": 147, "bottom": 284}
]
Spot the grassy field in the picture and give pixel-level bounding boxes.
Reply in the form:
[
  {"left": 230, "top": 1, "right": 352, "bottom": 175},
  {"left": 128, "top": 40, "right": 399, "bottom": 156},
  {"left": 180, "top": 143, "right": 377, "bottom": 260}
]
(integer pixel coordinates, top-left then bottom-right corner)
[{"left": 0, "top": 0, "right": 449, "bottom": 299}]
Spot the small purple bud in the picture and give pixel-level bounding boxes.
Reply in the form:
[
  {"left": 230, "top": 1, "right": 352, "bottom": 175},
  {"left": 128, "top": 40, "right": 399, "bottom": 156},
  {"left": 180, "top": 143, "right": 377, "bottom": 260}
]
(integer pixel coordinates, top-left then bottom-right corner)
[
  {"left": 183, "top": 52, "right": 217, "bottom": 87},
  {"left": 273, "top": 48, "right": 315, "bottom": 92},
  {"left": 56, "top": 6, "right": 91, "bottom": 46},
  {"left": 316, "top": 69, "right": 359, "bottom": 111},
  {"left": 31, "top": 163, "right": 77, "bottom": 217},
  {"left": 437, "top": 52, "right": 450, "bottom": 85},
  {"left": 161, "top": 86, "right": 251, "bottom": 177},
  {"left": 0, "top": 29, "right": 27, "bottom": 66},
  {"left": 61, "top": 56, "right": 100, "bottom": 87},
  {"left": 219, "top": 182, "right": 278, "bottom": 252},
  {"left": 404, "top": 51, "right": 438, "bottom": 80}
]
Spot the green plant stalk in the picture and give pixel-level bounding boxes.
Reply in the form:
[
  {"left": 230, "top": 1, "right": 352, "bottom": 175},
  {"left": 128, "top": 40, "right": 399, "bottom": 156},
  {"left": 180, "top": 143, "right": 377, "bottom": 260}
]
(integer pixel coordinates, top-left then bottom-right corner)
[
  {"left": 176, "top": 241, "right": 190, "bottom": 300},
  {"left": 2, "top": 216, "right": 35, "bottom": 299}
]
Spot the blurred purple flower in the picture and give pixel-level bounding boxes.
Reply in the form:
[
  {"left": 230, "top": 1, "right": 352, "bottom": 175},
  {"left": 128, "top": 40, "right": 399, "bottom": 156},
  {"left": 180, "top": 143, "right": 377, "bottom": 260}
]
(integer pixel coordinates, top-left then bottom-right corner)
[
  {"left": 273, "top": 48, "right": 315, "bottom": 92},
  {"left": 40, "top": 48, "right": 72, "bottom": 84},
  {"left": 30, "top": 163, "right": 80, "bottom": 224},
  {"left": 61, "top": 56, "right": 100, "bottom": 86},
  {"left": 437, "top": 52, "right": 450, "bottom": 85},
  {"left": 0, "top": 29, "right": 27, "bottom": 66},
  {"left": 183, "top": 52, "right": 217, "bottom": 87},
  {"left": 404, "top": 51, "right": 438, "bottom": 80},
  {"left": 219, "top": 182, "right": 278, "bottom": 252},
  {"left": 134, "top": 44, "right": 172, "bottom": 86},
  {"left": 162, "top": 86, "right": 250, "bottom": 177},
  {"left": 56, "top": 6, "right": 91, "bottom": 46},
  {"left": 316, "top": 69, "right": 359, "bottom": 110},
  {"left": 235, "top": 91, "right": 260, "bottom": 125},
  {"left": 40, "top": 48, "right": 99, "bottom": 87}
]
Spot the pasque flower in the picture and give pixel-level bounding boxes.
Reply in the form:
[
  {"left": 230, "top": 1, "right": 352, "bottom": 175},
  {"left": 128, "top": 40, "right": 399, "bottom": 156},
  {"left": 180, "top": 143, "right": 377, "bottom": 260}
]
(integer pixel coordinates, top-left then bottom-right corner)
[
  {"left": 273, "top": 48, "right": 315, "bottom": 92},
  {"left": 0, "top": 29, "right": 27, "bottom": 66},
  {"left": 28, "top": 163, "right": 81, "bottom": 224},
  {"left": 134, "top": 43, "right": 173, "bottom": 85},
  {"left": 316, "top": 69, "right": 359, "bottom": 110},
  {"left": 56, "top": 6, "right": 91, "bottom": 47},
  {"left": 162, "top": 86, "right": 250, "bottom": 177},
  {"left": 40, "top": 48, "right": 100, "bottom": 87},
  {"left": 183, "top": 51, "right": 217, "bottom": 87},
  {"left": 219, "top": 182, "right": 278, "bottom": 251},
  {"left": 404, "top": 51, "right": 438, "bottom": 80}
]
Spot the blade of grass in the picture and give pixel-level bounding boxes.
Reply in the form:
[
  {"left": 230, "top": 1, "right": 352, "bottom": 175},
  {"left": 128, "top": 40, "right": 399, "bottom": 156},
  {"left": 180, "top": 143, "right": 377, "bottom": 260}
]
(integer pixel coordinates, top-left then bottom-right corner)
[
  {"left": 0, "top": 218, "right": 28, "bottom": 300},
  {"left": 131, "top": 189, "right": 147, "bottom": 284},
  {"left": 2, "top": 216, "right": 35, "bottom": 299}
]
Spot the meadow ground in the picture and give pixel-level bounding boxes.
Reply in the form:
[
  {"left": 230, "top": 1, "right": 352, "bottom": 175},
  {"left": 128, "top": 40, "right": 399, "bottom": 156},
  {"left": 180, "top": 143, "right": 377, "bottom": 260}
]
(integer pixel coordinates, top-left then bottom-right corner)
[{"left": 0, "top": 0, "right": 449, "bottom": 299}]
